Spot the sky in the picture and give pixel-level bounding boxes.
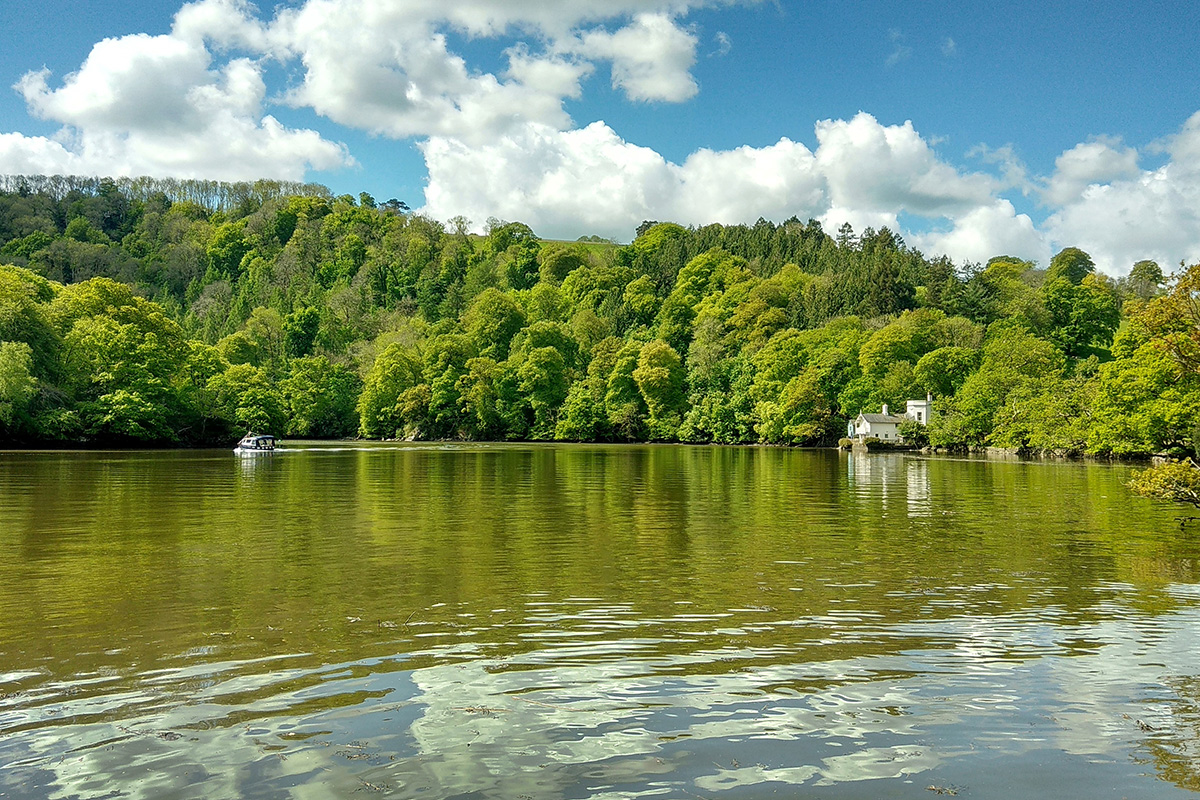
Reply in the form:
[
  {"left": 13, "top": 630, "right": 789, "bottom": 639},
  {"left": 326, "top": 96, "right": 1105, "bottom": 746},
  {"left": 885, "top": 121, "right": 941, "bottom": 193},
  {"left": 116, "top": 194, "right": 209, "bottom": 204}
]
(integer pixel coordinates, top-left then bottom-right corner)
[{"left": 1, "top": 0, "right": 1198, "bottom": 275}]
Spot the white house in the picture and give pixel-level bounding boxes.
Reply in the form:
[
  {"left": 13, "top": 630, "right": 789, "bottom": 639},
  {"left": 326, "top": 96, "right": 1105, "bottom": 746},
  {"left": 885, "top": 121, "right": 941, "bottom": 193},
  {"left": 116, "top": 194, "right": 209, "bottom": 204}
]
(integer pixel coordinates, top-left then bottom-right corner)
[
  {"left": 848, "top": 395, "right": 932, "bottom": 442},
  {"left": 903, "top": 396, "right": 931, "bottom": 425}
]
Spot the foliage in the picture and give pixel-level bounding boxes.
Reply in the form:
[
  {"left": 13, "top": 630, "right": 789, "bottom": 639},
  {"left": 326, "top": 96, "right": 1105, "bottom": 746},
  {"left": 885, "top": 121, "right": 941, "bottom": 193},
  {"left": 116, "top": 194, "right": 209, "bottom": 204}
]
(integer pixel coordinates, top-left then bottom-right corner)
[
  {"left": 0, "top": 176, "right": 1188, "bottom": 455},
  {"left": 1128, "top": 460, "right": 1200, "bottom": 508},
  {"left": 897, "top": 418, "right": 929, "bottom": 447}
]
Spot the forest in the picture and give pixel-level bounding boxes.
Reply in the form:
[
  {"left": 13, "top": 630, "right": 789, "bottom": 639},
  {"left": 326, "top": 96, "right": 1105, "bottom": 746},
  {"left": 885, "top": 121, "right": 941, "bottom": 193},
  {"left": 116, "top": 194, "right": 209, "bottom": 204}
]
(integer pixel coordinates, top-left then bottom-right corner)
[{"left": 0, "top": 173, "right": 1195, "bottom": 457}]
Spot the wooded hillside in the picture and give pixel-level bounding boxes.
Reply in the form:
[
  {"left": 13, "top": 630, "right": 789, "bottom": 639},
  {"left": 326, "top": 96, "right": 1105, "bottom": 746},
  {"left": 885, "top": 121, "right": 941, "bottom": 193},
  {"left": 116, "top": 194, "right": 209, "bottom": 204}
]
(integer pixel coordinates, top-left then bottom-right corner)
[{"left": 0, "top": 175, "right": 1192, "bottom": 455}]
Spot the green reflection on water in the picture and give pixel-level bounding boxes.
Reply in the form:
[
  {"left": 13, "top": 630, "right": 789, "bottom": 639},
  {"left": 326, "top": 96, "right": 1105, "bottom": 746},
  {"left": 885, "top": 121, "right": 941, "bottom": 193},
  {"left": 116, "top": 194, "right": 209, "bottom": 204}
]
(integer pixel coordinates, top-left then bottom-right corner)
[{"left": 1, "top": 444, "right": 1199, "bottom": 799}]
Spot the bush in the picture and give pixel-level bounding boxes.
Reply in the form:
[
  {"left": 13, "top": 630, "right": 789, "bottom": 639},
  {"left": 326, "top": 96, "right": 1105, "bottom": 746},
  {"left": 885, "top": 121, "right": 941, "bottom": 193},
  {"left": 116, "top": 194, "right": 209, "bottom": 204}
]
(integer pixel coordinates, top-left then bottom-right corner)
[
  {"left": 898, "top": 418, "right": 930, "bottom": 447},
  {"left": 1128, "top": 459, "right": 1200, "bottom": 507}
]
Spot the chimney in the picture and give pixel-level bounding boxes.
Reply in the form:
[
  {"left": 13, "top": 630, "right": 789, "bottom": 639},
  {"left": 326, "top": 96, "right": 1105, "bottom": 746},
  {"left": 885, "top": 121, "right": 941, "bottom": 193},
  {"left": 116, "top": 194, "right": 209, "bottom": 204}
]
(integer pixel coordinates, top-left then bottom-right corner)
[{"left": 881, "top": 403, "right": 889, "bottom": 416}]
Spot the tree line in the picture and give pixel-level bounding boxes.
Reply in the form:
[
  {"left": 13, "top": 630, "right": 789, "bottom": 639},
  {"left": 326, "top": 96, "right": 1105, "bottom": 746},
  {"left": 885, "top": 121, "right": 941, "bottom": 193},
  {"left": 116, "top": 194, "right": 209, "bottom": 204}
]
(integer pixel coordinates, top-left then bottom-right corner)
[{"left": 0, "top": 177, "right": 1192, "bottom": 458}]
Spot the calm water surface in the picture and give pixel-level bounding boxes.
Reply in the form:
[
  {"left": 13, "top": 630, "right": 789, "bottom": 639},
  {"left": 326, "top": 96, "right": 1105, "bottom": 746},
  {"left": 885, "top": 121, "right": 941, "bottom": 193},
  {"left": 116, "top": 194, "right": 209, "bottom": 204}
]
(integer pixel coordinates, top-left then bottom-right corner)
[{"left": 1, "top": 444, "right": 1199, "bottom": 799}]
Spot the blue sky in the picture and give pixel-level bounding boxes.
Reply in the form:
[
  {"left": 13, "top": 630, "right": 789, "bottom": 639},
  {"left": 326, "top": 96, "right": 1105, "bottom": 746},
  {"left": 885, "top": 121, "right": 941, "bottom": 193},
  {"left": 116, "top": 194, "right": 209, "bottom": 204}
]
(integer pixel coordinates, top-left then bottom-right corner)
[{"left": 2, "top": 0, "right": 1198, "bottom": 273}]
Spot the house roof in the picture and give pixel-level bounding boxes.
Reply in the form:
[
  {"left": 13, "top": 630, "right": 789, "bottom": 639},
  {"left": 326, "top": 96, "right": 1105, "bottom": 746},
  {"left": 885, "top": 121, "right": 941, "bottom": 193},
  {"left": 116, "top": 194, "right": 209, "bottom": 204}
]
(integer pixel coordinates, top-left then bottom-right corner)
[{"left": 858, "top": 413, "right": 906, "bottom": 424}]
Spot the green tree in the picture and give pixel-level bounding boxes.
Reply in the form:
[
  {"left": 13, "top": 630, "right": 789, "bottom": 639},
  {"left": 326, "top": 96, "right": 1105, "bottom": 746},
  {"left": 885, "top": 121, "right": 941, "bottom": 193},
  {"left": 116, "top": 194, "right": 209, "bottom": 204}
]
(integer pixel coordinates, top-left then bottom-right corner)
[
  {"left": 207, "top": 363, "right": 286, "bottom": 436},
  {"left": 555, "top": 377, "right": 611, "bottom": 441},
  {"left": 464, "top": 288, "right": 525, "bottom": 360},
  {"left": 1127, "top": 259, "right": 1165, "bottom": 301},
  {"left": 1042, "top": 273, "right": 1120, "bottom": 357},
  {"left": 517, "top": 346, "right": 568, "bottom": 439},
  {"left": 0, "top": 341, "right": 35, "bottom": 432},
  {"left": 633, "top": 340, "right": 686, "bottom": 438},
  {"left": 605, "top": 341, "right": 648, "bottom": 440},
  {"left": 284, "top": 306, "right": 321, "bottom": 358},
  {"left": 282, "top": 356, "right": 361, "bottom": 437},
  {"left": 358, "top": 343, "right": 423, "bottom": 438},
  {"left": 915, "top": 346, "right": 980, "bottom": 397},
  {"left": 1046, "top": 247, "right": 1095, "bottom": 285},
  {"left": 930, "top": 324, "right": 1065, "bottom": 448}
]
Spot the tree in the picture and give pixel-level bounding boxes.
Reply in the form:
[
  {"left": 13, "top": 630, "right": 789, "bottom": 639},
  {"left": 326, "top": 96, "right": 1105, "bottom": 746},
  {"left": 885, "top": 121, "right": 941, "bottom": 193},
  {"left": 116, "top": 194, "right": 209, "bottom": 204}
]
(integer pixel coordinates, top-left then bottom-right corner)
[
  {"left": 633, "top": 340, "right": 686, "bottom": 438},
  {"left": 517, "top": 346, "right": 568, "bottom": 439},
  {"left": 538, "top": 244, "right": 587, "bottom": 285},
  {"left": 929, "top": 324, "right": 1065, "bottom": 447},
  {"left": 463, "top": 288, "right": 525, "bottom": 360},
  {"left": 0, "top": 341, "right": 35, "bottom": 432},
  {"left": 897, "top": 418, "right": 929, "bottom": 447},
  {"left": 1042, "top": 273, "right": 1120, "bottom": 357},
  {"left": 555, "top": 378, "right": 610, "bottom": 441},
  {"left": 358, "top": 343, "right": 423, "bottom": 438},
  {"left": 284, "top": 306, "right": 321, "bottom": 358},
  {"left": 282, "top": 356, "right": 360, "bottom": 437},
  {"left": 1046, "top": 247, "right": 1095, "bottom": 285},
  {"left": 915, "top": 346, "right": 980, "bottom": 397},
  {"left": 207, "top": 363, "right": 286, "bottom": 436},
  {"left": 605, "top": 341, "right": 648, "bottom": 440},
  {"left": 1127, "top": 260, "right": 1165, "bottom": 301},
  {"left": 1129, "top": 460, "right": 1200, "bottom": 508}
]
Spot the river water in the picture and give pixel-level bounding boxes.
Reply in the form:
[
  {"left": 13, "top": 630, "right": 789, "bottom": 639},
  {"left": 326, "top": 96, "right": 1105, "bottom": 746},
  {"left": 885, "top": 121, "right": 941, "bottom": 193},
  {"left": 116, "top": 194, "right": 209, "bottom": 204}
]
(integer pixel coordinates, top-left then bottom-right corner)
[{"left": 1, "top": 443, "right": 1198, "bottom": 799}]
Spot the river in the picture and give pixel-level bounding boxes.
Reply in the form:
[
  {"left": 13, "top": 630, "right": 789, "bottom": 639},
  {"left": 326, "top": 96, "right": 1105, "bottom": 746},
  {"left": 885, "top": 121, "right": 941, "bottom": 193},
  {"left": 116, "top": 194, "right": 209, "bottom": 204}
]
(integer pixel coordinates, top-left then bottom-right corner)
[{"left": 1, "top": 443, "right": 1198, "bottom": 798}]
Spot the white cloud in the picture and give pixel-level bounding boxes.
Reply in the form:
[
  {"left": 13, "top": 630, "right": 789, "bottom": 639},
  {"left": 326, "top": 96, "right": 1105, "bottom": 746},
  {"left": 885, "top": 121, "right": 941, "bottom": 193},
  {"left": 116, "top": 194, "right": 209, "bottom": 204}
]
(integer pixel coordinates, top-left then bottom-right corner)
[
  {"left": 505, "top": 48, "right": 593, "bottom": 100},
  {"left": 969, "top": 143, "right": 1032, "bottom": 194},
  {"left": 267, "top": 3, "right": 576, "bottom": 143},
  {"left": 264, "top": 0, "right": 716, "bottom": 138},
  {"left": 1043, "top": 137, "right": 1141, "bottom": 206},
  {"left": 673, "top": 139, "right": 826, "bottom": 224},
  {"left": 172, "top": 0, "right": 268, "bottom": 51},
  {"left": 712, "top": 31, "right": 733, "bottom": 57},
  {"left": 18, "top": 35, "right": 210, "bottom": 134},
  {"left": 421, "top": 122, "right": 827, "bottom": 241},
  {"left": 0, "top": 134, "right": 84, "bottom": 176},
  {"left": 7, "top": 23, "right": 351, "bottom": 181},
  {"left": 814, "top": 113, "right": 998, "bottom": 218},
  {"left": 2, "top": 0, "right": 726, "bottom": 180},
  {"left": 422, "top": 122, "right": 684, "bottom": 239},
  {"left": 1044, "top": 112, "right": 1200, "bottom": 275},
  {"left": 913, "top": 200, "right": 1049, "bottom": 267},
  {"left": 574, "top": 13, "right": 700, "bottom": 102},
  {"left": 419, "top": 113, "right": 1019, "bottom": 253}
]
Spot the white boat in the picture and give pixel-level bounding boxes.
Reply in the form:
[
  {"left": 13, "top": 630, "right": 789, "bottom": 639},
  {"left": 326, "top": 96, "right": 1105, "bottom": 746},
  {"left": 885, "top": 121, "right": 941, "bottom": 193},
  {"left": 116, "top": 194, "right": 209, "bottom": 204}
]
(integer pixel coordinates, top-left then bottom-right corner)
[{"left": 235, "top": 432, "right": 277, "bottom": 453}]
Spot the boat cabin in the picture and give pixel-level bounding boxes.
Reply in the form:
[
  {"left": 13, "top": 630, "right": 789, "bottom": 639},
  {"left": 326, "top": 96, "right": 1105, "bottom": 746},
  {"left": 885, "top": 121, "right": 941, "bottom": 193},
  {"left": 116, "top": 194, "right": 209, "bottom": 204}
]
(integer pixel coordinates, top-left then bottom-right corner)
[{"left": 236, "top": 433, "right": 276, "bottom": 452}]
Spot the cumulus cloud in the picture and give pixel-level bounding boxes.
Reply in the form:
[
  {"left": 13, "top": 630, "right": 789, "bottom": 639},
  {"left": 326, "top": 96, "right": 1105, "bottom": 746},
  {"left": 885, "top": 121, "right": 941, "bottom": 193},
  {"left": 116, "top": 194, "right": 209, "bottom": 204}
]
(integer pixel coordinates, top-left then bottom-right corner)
[
  {"left": 421, "top": 122, "right": 829, "bottom": 241},
  {"left": 1044, "top": 112, "right": 1200, "bottom": 275},
  {"left": 574, "top": 14, "right": 700, "bottom": 102},
  {"left": 1043, "top": 137, "right": 1141, "bottom": 206},
  {"left": 172, "top": 0, "right": 268, "bottom": 51},
  {"left": 814, "top": 113, "right": 998, "bottom": 218},
  {"left": 2, "top": 0, "right": 723, "bottom": 178},
  {"left": 419, "top": 113, "right": 1029, "bottom": 257},
  {"left": 263, "top": 0, "right": 719, "bottom": 137},
  {"left": 7, "top": 19, "right": 351, "bottom": 181},
  {"left": 913, "top": 200, "right": 1049, "bottom": 267},
  {"left": 0, "top": 134, "right": 85, "bottom": 176}
]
